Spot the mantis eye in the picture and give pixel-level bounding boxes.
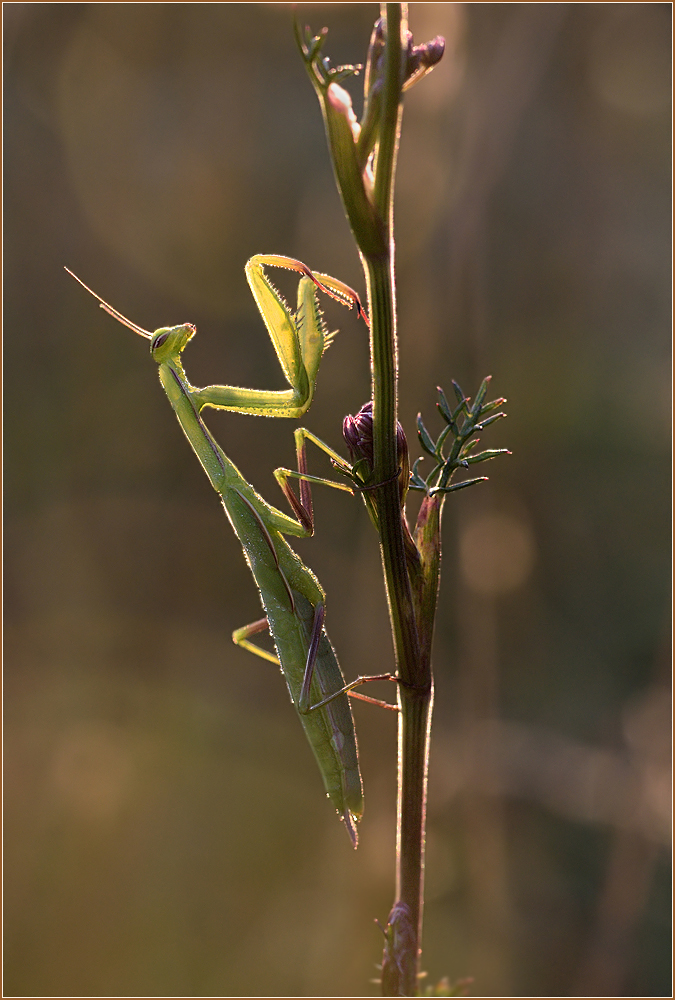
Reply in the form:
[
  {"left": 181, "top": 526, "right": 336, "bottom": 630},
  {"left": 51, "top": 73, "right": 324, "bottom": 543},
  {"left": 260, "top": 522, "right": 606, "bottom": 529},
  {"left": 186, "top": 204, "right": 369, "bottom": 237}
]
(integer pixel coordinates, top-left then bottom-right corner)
[{"left": 152, "top": 332, "right": 170, "bottom": 352}]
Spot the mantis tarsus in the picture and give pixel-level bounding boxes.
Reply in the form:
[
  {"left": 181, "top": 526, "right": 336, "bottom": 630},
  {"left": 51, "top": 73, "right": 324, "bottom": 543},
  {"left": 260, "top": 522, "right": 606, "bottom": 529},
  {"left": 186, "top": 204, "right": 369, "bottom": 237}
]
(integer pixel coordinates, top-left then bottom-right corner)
[{"left": 66, "top": 255, "right": 396, "bottom": 847}]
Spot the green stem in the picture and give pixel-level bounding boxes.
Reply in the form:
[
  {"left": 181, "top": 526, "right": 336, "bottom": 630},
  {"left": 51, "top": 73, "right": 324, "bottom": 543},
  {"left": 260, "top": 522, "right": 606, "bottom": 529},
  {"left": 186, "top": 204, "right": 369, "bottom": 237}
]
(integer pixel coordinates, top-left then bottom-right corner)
[
  {"left": 366, "top": 248, "right": 433, "bottom": 997},
  {"left": 373, "top": 4, "right": 405, "bottom": 222},
  {"left": 364, "top": 6, "right": 435, "bottom": 995},
  {"left": 364, "top": 256, "right": 420, "bottom": 683},
  {"left": 398, "top": 685, "right": 434, "bottom": 980}
]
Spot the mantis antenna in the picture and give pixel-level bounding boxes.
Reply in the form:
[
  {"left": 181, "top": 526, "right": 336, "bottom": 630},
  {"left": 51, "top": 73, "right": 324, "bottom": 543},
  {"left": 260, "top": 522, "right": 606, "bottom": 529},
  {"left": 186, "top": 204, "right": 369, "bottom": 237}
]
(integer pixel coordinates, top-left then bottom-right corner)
[{"left": 64, "top": 267, "right": 153, "bottom": 340}]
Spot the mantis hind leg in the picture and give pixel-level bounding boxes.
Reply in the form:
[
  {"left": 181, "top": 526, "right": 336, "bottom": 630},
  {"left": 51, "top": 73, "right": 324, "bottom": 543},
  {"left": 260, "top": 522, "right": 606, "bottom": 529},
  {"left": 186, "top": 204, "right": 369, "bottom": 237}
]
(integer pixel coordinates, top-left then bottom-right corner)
[
  {"left": 232, "top": 618, "right": 279, "bottom": 665},
  {"left": 234, "top": 605, "right": 399, "bottom": 713},
  {"left": 298, "top": 604, "right": 399, "bottom": 715}
]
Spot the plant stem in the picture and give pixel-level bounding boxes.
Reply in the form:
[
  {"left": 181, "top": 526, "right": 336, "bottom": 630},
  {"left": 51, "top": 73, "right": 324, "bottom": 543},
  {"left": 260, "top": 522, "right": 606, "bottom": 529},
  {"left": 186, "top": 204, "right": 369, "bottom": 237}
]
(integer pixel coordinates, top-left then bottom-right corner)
[
  {"left": 372, "top": 4, "right": 405, "bottom": 222},
  {"left": 298, "top": 3, "right": 438, "bottom": 988},
  {"left": 364, "top": 6, "right": 435, "bottom": 994},
  {"left": 365, "top": 255, "right": 420, "bottom": 685}
]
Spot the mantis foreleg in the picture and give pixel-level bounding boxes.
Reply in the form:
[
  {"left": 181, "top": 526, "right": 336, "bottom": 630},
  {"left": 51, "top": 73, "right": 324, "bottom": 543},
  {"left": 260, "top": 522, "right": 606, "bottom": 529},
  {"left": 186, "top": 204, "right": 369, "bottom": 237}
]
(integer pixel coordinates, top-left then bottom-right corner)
[{"left": 192, "top": 255, "right": 367, "bottom": 419}]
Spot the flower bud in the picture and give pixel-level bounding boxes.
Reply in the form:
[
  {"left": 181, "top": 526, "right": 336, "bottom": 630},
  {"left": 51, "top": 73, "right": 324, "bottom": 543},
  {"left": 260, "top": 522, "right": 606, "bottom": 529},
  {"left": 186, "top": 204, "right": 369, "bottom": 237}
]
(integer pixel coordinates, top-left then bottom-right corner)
[
  {"left": 404, "top": 35, "right": 445, "bottom": 90},
  {"left": 343, "top": 401, "right": 410, "bottom": 506},
  {"left": 343, "top": 401, "right": 374, "bottom": 467}
]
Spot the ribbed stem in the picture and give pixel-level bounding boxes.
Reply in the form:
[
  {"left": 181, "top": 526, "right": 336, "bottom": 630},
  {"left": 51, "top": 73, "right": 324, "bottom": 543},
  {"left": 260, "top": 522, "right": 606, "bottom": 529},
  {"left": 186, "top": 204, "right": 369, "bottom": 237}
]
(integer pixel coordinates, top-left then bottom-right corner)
[
  {"left": 364, "top": 255, "right": 420, "bottom": 685},
  {"left": 365, "top": 249, "right": 433, "bottom": 997},
  {"left": 363, "top": 8, "right": 435, "bottom": 994}
]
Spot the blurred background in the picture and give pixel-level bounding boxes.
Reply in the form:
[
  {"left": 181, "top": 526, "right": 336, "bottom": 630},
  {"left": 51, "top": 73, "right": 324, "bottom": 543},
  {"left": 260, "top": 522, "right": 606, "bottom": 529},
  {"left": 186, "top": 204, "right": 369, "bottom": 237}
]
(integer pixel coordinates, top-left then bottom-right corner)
[{"left": 4, "top": 4, "right": 671, "bottom": 997}]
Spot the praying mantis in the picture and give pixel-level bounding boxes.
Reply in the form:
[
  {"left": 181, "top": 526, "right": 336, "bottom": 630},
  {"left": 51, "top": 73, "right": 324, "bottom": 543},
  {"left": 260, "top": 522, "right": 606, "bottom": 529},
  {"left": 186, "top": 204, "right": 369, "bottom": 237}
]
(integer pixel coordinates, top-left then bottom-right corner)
[{"left": 66, "top": 255, "right": 396, "bottom": 847}]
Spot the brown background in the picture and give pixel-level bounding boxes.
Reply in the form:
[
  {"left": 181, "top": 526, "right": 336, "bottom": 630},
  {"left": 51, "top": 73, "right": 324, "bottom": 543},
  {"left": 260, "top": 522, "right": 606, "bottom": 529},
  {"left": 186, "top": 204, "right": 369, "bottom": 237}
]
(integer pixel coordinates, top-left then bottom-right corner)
[{"left": 4, "top": 4, "right": 671, "bottom": 997}]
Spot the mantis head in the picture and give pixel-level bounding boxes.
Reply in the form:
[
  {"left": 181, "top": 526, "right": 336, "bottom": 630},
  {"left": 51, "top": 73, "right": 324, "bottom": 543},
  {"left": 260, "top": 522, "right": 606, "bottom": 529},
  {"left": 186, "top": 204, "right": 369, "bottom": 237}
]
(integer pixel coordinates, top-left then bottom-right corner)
[
  {"left": 65, "top": 267, "right": 195, "bottom": 363},
  {"left": 149, "top": 325, "right": 196, "bottom": 363}
]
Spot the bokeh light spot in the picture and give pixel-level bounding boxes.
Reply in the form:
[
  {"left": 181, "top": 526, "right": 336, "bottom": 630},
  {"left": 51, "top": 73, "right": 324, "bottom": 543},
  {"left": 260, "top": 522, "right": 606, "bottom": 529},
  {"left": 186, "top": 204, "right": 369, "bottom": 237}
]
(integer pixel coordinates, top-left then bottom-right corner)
[{"left": 459, "top": 512, "right": 535, "bottom": 596}]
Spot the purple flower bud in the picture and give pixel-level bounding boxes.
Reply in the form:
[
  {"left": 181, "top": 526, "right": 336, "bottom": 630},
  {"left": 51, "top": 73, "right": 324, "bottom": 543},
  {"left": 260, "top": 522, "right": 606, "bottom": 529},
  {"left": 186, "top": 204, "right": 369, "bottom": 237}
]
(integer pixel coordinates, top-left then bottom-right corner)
[
  {"left": 343, "top": 401, "right": 374, "bottom": 467},
  {"left": 343, "top": 401, "right": 410, "bottom": 506},
  {"left": 404, "top": 35, "right": 445, "bottom": 90}
]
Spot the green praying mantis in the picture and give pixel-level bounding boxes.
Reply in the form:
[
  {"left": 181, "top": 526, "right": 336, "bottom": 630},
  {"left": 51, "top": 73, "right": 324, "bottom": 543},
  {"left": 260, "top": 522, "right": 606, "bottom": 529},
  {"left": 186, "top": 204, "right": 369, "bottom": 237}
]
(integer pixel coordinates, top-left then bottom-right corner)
[{"left": 66, "top": 255, "right": 398, "bottom": 847}]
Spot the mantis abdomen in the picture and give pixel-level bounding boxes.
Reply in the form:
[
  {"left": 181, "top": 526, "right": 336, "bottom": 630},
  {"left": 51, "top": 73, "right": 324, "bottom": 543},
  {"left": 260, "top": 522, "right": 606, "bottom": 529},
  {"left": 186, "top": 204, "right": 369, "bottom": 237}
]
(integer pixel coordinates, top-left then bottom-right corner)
[{"left": 224, "top": 487, "right": 363, "bottom": 842}]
